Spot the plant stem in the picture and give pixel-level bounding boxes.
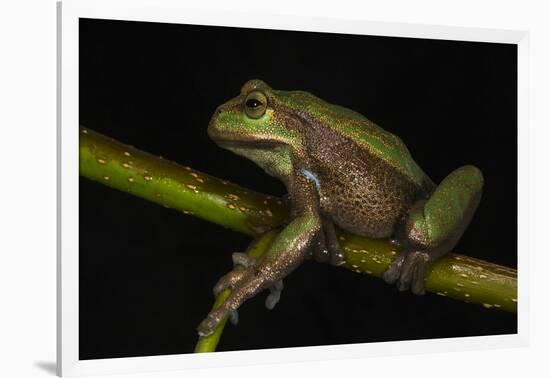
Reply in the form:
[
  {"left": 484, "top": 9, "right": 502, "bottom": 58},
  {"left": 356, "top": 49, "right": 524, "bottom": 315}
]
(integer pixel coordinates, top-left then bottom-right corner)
[
  {"left": 79, "top": 126, "right": 517, "bottom": 316},
  {"left": 79, "top": 127, "right": 287, "bottom": 236}
]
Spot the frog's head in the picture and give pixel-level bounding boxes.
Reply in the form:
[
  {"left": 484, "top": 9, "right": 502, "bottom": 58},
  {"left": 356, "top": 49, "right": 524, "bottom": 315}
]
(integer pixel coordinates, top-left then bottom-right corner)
[
  {"left": 208, "top": 79, "right": 315, "bottom": 178},
  {"left": 208, "top": 79, "right": 302, "bottom": 149}
]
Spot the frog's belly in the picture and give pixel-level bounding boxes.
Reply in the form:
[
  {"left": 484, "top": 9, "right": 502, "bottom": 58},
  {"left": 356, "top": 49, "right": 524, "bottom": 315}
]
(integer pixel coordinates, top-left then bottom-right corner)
[{"left": 318, "top": 172, "right": 417, "bottom": 239}]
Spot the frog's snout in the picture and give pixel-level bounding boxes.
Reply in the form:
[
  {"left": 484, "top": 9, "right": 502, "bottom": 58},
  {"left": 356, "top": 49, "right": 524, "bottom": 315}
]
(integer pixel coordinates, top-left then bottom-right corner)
[
  {"left": 207, "top": 105, "right": 226, "bottom": 142},
  {"left": 207, "top": 110, "right": 219, "bottom": 139}
]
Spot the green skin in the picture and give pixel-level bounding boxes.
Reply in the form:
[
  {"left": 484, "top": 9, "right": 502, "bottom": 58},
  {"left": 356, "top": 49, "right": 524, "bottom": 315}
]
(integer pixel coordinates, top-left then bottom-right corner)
[{"left": 197, "top": 79, "right": 484, "bottom": 337}]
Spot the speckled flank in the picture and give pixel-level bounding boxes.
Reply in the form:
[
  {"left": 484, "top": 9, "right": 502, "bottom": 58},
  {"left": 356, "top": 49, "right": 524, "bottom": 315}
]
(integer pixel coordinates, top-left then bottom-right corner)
[{"left": 301, "top": 123, "right": 424, "bottom": 239}]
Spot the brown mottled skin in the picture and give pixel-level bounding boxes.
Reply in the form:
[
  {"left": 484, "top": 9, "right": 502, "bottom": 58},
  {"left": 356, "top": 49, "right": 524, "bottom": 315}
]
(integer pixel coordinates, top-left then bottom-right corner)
[
  {"left": 304, "top": 121, "right": 435, "bottom": 239},
  {"left": 197, "top": 80, "right": 484, "bottom": 337}
]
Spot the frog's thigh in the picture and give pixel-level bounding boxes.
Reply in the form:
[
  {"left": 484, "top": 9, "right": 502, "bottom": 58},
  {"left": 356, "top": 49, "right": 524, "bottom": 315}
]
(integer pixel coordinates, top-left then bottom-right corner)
[
  {"left": 408, "top": 165, "right": 483, "bottom": 250},
  {"left": 384, "top": 165, "right": 483, "bottom": 295}
]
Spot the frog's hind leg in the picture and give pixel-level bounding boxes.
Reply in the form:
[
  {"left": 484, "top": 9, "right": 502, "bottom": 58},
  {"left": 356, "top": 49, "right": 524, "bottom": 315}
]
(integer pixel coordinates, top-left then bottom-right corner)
[{"left": 383, "top": 165, "right": 484, "bottom": 295}]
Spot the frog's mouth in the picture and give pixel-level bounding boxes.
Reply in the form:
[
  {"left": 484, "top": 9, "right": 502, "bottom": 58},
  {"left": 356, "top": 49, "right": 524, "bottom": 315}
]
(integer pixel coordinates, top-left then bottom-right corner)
[
  {"left": 212, "top": 137, "right": 278, "bottom": 150},
  {"left": 207, "top": 118, "right": 281, "bottom": 150},
  {"left": 208, "top": 127, "right": 279, "bottom": 150}
]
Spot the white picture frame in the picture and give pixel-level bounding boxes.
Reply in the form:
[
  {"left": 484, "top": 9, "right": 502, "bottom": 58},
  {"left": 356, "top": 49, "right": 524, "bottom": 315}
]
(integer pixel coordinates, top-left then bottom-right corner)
[{"left": 58, "top": 0, "right": 529, "bottom": 376}]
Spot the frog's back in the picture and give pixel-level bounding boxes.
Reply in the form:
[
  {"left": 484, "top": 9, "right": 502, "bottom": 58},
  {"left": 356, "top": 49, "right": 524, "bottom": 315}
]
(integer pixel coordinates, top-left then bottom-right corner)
[{"left": 275, "top": 89, "right": 433, "bottom": 189}]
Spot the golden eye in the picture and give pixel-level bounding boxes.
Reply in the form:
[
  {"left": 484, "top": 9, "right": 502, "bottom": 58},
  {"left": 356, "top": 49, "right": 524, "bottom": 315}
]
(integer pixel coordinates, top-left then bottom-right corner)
[{"left": 244, "top": 90, "right": 268, "bottom": 119}]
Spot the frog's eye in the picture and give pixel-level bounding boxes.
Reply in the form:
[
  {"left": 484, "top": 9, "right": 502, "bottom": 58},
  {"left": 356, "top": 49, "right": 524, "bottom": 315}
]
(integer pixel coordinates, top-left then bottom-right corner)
[{"left": 244, "top": 90, "right": 268, "bottom": 119}]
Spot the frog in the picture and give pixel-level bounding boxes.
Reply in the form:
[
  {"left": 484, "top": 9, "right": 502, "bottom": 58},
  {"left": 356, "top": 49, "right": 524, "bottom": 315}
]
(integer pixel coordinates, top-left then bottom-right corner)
[{"left": 197, "top": 79, "right": 483, "bottom": 337}]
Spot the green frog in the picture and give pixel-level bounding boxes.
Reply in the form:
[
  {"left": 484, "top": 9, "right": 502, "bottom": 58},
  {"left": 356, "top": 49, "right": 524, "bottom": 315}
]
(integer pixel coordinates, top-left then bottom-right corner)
[{"left": 197, "top": 79, "right": 483, "bottom": 337}]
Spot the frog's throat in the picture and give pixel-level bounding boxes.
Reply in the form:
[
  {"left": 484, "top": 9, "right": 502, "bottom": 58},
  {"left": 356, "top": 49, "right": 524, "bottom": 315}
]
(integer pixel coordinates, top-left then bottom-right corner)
[{"left": 222, "top": 143, "right": 294, "bottom": 180}]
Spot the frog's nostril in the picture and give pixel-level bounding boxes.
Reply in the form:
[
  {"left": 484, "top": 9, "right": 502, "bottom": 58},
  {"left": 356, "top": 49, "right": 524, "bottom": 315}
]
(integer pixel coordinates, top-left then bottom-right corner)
[{"left": 217, "top": 107, "right": 223, "bottom": 115}]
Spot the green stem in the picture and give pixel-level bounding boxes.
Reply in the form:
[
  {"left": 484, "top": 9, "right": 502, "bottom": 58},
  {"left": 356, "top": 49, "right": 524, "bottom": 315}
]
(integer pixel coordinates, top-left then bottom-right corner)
[
  {"left": 79, "top": 127, "right": 287, "bottom": 236},
  {"left": 79, "top": 126, "right": 517, "bottom": 315},
  {"left": 194, "top": 231, "right": 279, "bottom": 353}
]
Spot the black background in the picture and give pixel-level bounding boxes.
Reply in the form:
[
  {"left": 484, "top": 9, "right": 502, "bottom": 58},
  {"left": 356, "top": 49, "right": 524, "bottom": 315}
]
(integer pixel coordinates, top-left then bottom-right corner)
[{"left": 79, "top": 18, "right": 517, "bottom": 359}]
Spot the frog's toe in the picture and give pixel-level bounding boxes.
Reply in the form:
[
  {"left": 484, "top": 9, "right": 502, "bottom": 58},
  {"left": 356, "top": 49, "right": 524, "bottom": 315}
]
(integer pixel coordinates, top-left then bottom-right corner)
[
  {"left": 383, "top": 251, "right": 430, "bottom": 295},
  {"left": 197, "top": 311, "right": 223, "bottom": 337},
  {"left": 213, "top": 269, "right": 247, "bottom": 297},
  {"left": 382, "top": 251, "right": 407, "bottom": 285},
  {"left": 312, "top": 234, "right": 330, "bottom": 263},
  {"left": 411, "top": 266, "right": 427, "bottom": 295},
  {"left": 389, "top": 237, "right": 403, "bottom": 249},
  {"left": 213, "top": 252, "right": 257, "bottom": 296},
  {"left": 314, "top": 247, "right": 330, "bottom": 263},
  {"left": 232, "top": 252, "right": 256, "bottom": 268},
  {"left": 229, "top": 310, "right": 239, "bottom": 325},
  {"left": 396, "top": 251, "right": 430, "bottom": 295},
  {"left": 329, "top": 244, "right": 346, "bottom": 266},
  {"left": 265, "top": 280, "right": 284, "bottom": 310},
  {"left": 265, "top": 292, "right": 280, "bottom": 310}
]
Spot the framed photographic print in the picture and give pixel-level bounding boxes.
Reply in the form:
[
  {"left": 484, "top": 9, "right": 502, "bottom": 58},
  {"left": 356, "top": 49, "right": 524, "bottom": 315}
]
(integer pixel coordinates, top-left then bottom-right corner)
[{"left": 58, "top": 0, "right": 528, "bottom": 376}]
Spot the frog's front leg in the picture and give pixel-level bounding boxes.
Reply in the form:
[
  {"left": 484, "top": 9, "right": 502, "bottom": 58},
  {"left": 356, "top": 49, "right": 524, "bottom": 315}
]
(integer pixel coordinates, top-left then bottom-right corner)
[
  {"left": 383, "top": 165, "right": 484, "bottom": 295},
  {"left": 197, "top": 213, "right": 321, "bottom": 336},
  {"left": 211, "top": 252, "right": 284, "bottom": 324},
  {"left": 311, "top": 217, "right": 346, "bottom": 266},
  {"left": 197, "top": 174, "right": 322, "bottom": 337}
]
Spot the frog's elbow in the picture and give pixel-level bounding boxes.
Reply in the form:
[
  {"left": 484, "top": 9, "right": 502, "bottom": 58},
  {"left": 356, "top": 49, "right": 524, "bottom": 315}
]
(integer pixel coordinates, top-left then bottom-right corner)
[{"left": 299, "top": 168, "right": 321, "bottom": 191}]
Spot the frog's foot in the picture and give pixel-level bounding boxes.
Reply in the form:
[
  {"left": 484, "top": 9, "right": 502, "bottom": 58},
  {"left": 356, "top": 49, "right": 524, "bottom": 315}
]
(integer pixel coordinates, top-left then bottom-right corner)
[
  {"left": 197, "top": 313, "right": 221, "bottom": 337},
  {"left": 311, "top": 217, "right": 345, "bottom": 266},
  {"left": 203, "top": 252, "right": 285, "bottom": 336},
  {"left": 310, "top": 220, "right": 329, "bottom": 263},
  {"left": 212, "top": 252, "right": 255, "bottom": 298},
  {"left": 327, "top": 237, "right": 345, "bottom": 266},
  {"left": 229, "top": 253, "right": 285, "bottom": 310},
  {"left": 389, "top": 237, "right": 403, "bottom": 249},
  {"left": 382, "top": 250, "right": 431, "bottom": 295},
  {"left": 197, "top": 270, "right": 270, "bottom": 337},
  {"left": 210, "top": 252, "right": 255, "bottom": 326}
]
